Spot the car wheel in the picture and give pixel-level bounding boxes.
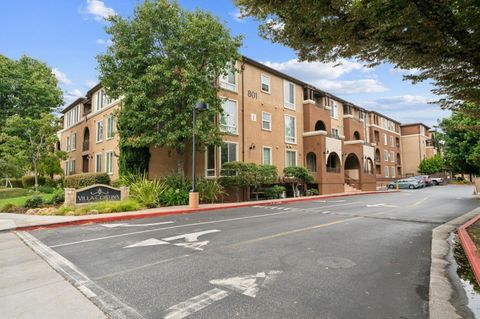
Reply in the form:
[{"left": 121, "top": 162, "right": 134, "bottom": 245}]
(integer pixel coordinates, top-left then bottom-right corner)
[
  {"left": 388, "top": 184, "right": 394, "bottom": 189},
  {"left": 409, "top": 185, "right": 414, "bottom": 189},
  {"left": 433, "top": 181, "right": 439, "bottom": 185}
]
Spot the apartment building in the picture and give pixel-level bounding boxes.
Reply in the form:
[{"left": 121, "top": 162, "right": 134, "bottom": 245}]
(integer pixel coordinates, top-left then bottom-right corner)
[
  {"left": 400, "top": 123, "right": 437, "bottom": 176},
  {"left": 59, "top": 56, "right": 415, "bottom": 196}
]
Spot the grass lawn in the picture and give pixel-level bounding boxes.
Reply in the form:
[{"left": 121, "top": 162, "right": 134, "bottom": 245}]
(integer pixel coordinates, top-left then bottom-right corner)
[{"left": 0, "top": 193, "right": 55, "bottom": 208}]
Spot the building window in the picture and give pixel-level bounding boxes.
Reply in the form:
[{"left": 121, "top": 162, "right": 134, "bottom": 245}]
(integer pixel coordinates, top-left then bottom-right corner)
[
  {"left": 306, "top": 152, "right": 317, "bottom": 172},
  {"left": 284, "top": 115, "right": 296, "bottom": 144},
  {"left": 106, "top": 151, "right": 113, "bottom": 175},
  {"left": 285, "top": 150, "right": 297, "bottom": 167},
  {"left": 65, "top": 160, "right": 70, "bottom": 176},
  {"left": 220, "top": 142, "right": 237, "bottom": 166},
  {"left": 385, "top": 166, "right": 389, "bottom": 177},
  {"left": 64, "top": 105, "right": 81, "bottom": 129},
  {"left": 106, "top": 115, "right": 114, "bottom": 139},
  {"left": 95, "top": 89, "right": 112, "bottom": 112},
  {"left": 326, "top": 152, "right": 341, "bottom": 173},
  {"left": 261, "top": 74, "right": 270, "bottom": 93},
  {"left": 284, "top": 81, "right": 295, "bottom": 109},
  {"left": 219, "top": 63, "right": 236, "bottom": 92},
  {"left": 70, "top": 159, "right": 75, "bottom": 174},
  {"left": 66, "top": 136, "right": 70, "bottom": 152},
  {"left": 262, "top": 147, "right": 272, "bottom": 165},
  {"left": 331, "top": 128, "right": 339, "bottom": 139},
  {"left": 220, "top": 99, "right": 237, "bottom": 134},
  {"left": 71, "top": 133, "right": 76, "bottom": 151},
  {"left": 384, "top": 133, "right": 387, "bottom": 145},
  {"left": 391, "top": 167, "right": 395, "bottom": 178},
  {"left": 261, "top": 112, "right": 272, "bottom": 131},
  {"left": 390, "top": 136, "right": 394, "bottom": 147},
  {"left": 95, "top": 153, "right": 103, "bottom": 173},
  {"left": 329, "top": 99, "right": 338, "bottom": 119},
  {"left": 205, "top": 145, "right": 216, "bottom": 177},
  {"left": 96, "top": 120, "right": 104, "bottom": 143},
  {"left": 391, "top": 151, "right": 395, "bottom": 162},
  {"left": 384, "top": 150, "right": 389, "bottom": 161}
]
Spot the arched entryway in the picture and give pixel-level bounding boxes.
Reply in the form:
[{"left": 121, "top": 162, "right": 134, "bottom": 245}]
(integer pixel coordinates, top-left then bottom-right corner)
[
  {"left": 306, "top": 152, "right": 317, "bottom": 172},
  {"left": 326, "top": 152, "right": 341, "bottom": 173},
  {"left": 375, "top": 148, "right": 380, "bottom": 162},
  {"left": 344, "top": 153, "right": 361, "bottom": 188},
  {"left": 315, "top": 120, "right": 326, "bottom": 131},
  {"left": 364, "top": 158, "right": 374, "bottom": 175}
]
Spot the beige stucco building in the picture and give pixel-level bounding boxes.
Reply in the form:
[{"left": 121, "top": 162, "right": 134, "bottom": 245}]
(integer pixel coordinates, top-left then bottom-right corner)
[
  {"left": 59, "top": 56, "right": 434, "bottom": 197},
  {"left": 400, "top": 123, "right": 437, "bottom": 176}
]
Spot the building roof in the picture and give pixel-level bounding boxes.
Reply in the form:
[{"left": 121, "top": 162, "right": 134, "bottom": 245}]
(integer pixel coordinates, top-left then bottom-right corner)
[
  {"left": 61, "top": 97, "right": 86, "bottom": 114},
  {"left": 369, "top": 110, "right": 402, "bottom": 125},
  {"left": 400, "top": 122, "right": 431, "bottom": 130}
]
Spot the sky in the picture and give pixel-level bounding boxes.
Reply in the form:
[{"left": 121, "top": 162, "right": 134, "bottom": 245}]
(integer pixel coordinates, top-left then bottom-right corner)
[{"left": 0, "top": 0, "right": 450, "bottom": 126}]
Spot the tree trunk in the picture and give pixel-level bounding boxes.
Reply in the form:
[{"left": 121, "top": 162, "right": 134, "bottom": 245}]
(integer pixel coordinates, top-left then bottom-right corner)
[
  {"left": 176, "top": 148, "right": 185, "bottom": 176},
  {"left": 33, "top": 160, "right": 39, "bottom": 192},
  {"left": 291, "top": 183, "right": 296, "bottom": 198}
]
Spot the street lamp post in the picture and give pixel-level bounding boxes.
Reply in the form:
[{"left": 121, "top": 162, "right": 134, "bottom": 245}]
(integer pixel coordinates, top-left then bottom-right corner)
[{"left": 189, "top": 101, "right": 208, "bottom": 209}]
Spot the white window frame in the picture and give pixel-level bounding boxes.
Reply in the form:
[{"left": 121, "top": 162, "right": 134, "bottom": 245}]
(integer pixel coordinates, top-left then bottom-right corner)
[
  {"left": 106, "top": 115, "right": 114, "bottom": 140},
  {"left": 384, "top": 133, "right": 388, "bottom": 145},
  {"left": 66, "top": 136, "right": 70, "bottom": 152},
  {"left": 105, "top": 151, "right": 114, "bottom": 175},
  {"left": 220, "top": 141, "right": 238, "bottom": 167},
  {"left": 284, "top": 80, "right": 296, "bottom": 110},
  {"left": 331, "top": 128, "right": 339, "bottom": 139},
  {"left": 95, "top": 153, "right": 103, "bottom": 173},
  {"left": 384, "top": 150, "right": 389, "bottom": 162},
  {"left": 219, "top": 63, "right": 237, "bottom": 92},
  {"left": 284, "top": 115, "right": 297, "bottom": 144},
  {"left": 220, "top": 98, "right": 238, "bottom": 135},
  {"left": 261, "top": 112, "right": 272, "bottom": 131},
  {"left": 391, "top": 167, "right": 396, "bottom": 178},
  {"left": 70, "top": 133, "right": 76, "bottom": 151},
  {"left": 390, "top": 136, "right": 394, "bottom": 147},
  {"left": 205, "top": 145, "right": 216, "bottom": 178},
  {"left": 261, "top": 74, "right": 270, "bottom": 94},
  {"left": 262, "top": 146, "right": 272, "bottom": 165},
  {"left": 70, "top": 159, "right": 75, "bottom": 174},
  {"left": 285, "top": 150, "right": 297, "bottom": 167},
  {"left": 65, "top": 160, "right": 70, "bottom": 176},
  {"left": 96, "top": 120, "right": 104, "bottom": 143},
  {"left": 385, "top": 166, "right": 389, "bottom": 178},
  {"left": 391, "top": 151, "right": 395, "bottom": 163},
  {"left": 329, "top": 99, "right": 338, "bottom": 119}
]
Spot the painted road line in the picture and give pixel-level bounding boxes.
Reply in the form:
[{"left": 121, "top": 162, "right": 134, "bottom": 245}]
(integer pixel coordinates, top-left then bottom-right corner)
[
  {"left": 410, "top": 196, "right": 430, "bottom": 207},
  {"left": 101, "top": 221, "right": 174, "bottom": 228},
  {"left": 162, "top": 230, "right": 221, "bottom": 242},
  {"left": 235, "top": 217, "right": 362, "bottom": 246},
  {"left": 48, "top": 203, "right": 364, "bottom": 249},
  {"left": 366, "top": 203, "right": 399, "bottom": 208},
  {"left": 210, "top": 270, "right": 282, "bottom": 298},
  {"left": 124, "top": 238, "right": 169, "bottom": 248},
  {"left": 163, "top": 288, "right": 230, "bottom": 319},
  {"left": 16, "top": 231, "right": 145, "bottom": 319},
  {"left": 124, "top": 230, "right": 221, "bottom": 251}
]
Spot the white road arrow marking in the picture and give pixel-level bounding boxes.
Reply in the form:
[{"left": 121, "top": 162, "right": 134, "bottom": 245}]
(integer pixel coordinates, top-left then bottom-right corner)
[
  {"left": 366, "top": 203, "right": 398, "bottom": 208},
  {"left": 163, "top": 288, "right": 229, "bottom": 319},
  {"left": 162, "top": 230, "right": 221, "bottom": 243},
  {"left": 124, "top": 238, "right": 169, "bottom": 248},
  {"left": 209, "top": 270, "right": 282, "bottom": 298},
  {"left": 102, "top": 221, "right": 174, "bottom": 228},
  {"left": 174, "top": 241, "right": 210, "bottom": 251}
]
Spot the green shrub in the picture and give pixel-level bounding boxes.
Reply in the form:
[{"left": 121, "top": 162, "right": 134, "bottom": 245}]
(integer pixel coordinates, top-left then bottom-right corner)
[
  {"left": 24, "top": 196, "right": 43, "bottom": 208},
  {"left": 306, "top": 188, "right": 320, "bottom": 196},
  {"left": 198, "top": 178, "right": 226, "bottom": 203},
  {"left": 64, "top": 173, "right": 111, "bottom": 189},
  {"left": 22, "top": 176, "right": 46, "bottom": 188},
  {"left": 44, "top": 177, "right": 62, "bottom": 187},
  {"left": 57, "top": 200, "right": 142, "bottom": 215},
  {"left": 0, "top": 203, "right": 16, "bottom": 212},
  {"left": 160, "top": 188, "right": 189, "bottom": 206},
  {"left": 38, "top": 185, "right": 56, "bottom": 194},
  {"left": 0, "top": 179, "right": 23, "bottom": 188},
  {"left": 44, "top": 188, "right": 65, "bottom": 205},
  {"left": 265, "top": 185, "right": 286, "bottom": 199},
  {"left": 0, "top": 188, "right": 31, "bottom": 199},
  {"left": 130, "top": 176, "right": 167, "bottom": 208},
  {"left": 163, "top": 173, "right": 190, "bottom": 192}
]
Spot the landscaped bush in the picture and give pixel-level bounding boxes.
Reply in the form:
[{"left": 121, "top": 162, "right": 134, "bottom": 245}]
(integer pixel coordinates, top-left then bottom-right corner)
[
  {"left": 198, "top": 178, "right": 225, "bottom": 204},
  {"left": 265, "top": 185, "right": 286, "bottom": 199},
  {"left": 44, "top": 177, "right": 62, "bottom": 188},
  {"left": 163, "top": 173, "right": 190, "bottom": 192},
  {"left": 129, "top": 174, "right": 167, "bottom": 208},
  {"left": 24, "top": 196, "right": 43, "bottom": 208},
  {"left": 0, "top": 188, "right": 32, "bottom": 199},
  {"left": 0, "top": 203, "right": 16, "bottom": 212},
  {"left": 38, "top": 185, "right": 56, "bottom": 194},
  {"left": 57, "top": 199, "right": 142, "bottom": 216},
  {"left": 160, "top": 187, "right": 189, "bottom": 206},
  {"left": 64, "top": 173, "right": 111, "bottom": 189},
  {"left": 0, "top": 179, "right": 23, "bottom": 188},
  {"left": 44, "top": 188, "right": 65, "bottom": 205},
  {"left": 22, "top": 176, "right": 46, "bottom": 188},
  {"left": 306, "top": 188, "right": 320, "bottom": 196}
]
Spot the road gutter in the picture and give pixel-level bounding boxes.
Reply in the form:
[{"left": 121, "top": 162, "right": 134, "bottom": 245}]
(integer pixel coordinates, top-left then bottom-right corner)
[{"left": 429, "top": 207, "right": 480, "bottom": 319}]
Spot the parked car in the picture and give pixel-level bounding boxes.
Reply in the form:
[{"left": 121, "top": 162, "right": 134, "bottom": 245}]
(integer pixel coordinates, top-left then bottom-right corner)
[
  {"left": 429, "top": 176, "right": 444, "bottom": 185},
  {"left": 412, "top": 175, "right": 432, "bottom": 187},
  {"left": 387, "top": 179, "right": 423, "bottom": 189}
]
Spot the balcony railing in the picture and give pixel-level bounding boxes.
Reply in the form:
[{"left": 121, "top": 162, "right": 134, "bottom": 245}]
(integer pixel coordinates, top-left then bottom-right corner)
[
  {"left": 82, "top": 141, "right": 89, "bottom": 152},
  {"left": 326, "top": 166, "right": 341, "bottom": 173}
]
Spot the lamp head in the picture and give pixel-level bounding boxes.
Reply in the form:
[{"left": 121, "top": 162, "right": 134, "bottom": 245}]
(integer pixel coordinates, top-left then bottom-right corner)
[{"left": 194, "top": 102, "right": 208, "bottom": 111}]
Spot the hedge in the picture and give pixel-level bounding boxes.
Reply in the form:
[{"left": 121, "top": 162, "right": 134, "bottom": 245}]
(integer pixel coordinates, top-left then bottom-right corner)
[
  {"left": 22, "top": 176, "right": 47, "bottom": 188},
  {"left": 0, "top": 179, "right": 23, "bottom": 188},
  {"left": 64, "top": 173, "right": 111, "bottom": 189}
]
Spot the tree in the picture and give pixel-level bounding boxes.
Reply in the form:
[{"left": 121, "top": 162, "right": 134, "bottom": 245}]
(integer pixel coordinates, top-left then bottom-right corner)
[
  {"left": 220, "top": 161, "right": 256, "bottom": 201},
  {"left": 97, "top": 0, "right": 242, "bottom": 175},
  {"left": 439, "top": 111, "right": 480, "bottom": 178},
  {"left": 0, "top": 54, "right": 63, "bottom": 129},
  {"left": 0, "top": 134, "right": 28, "bottom": 187},
  {"left": 418, "top": 154, "right": 444, "bottom": 175},
  {"left": 236, "top": 0, "right": 480, "bottom": 112},
  {"left": 283, "top": 166, "right": 314, "bottom": 198},
  {"left": 2, "top": 114, "right": 62, "bottom": 190}
]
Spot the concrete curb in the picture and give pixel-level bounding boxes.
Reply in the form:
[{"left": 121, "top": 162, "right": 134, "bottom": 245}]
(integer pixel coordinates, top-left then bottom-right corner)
[
  {"left": 458, "top": 214, "right": 480, "bottom": 285},
  {"left": 13, "top": 190, "right": 396, "bottom": 232},
  {"left": 429, "top": 207, "right": 480, "bottom": 319}
]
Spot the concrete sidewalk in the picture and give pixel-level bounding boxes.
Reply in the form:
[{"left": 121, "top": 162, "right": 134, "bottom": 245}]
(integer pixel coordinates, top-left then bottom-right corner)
[
  {"left": 0, "top": 232, "right": 106, "bottom": 319},
  {"left": 0, "top": 190, "right": 394, "bottom": 232}
]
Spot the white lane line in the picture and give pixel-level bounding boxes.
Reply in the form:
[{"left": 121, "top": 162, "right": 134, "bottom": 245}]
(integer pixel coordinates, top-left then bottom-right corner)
[
  {"left": 410, "top": 196, "right": 430, "bottom": 207},
  {"left": 49, "top": 203, "right": 362, "bottom": 248},
  {"left": 162, "top": 230, "right": 221, "bottom": 243},
  {"left": 16, "top": 232, "right": 144, "bottom": 319},
  {"left": 101, "top": 221, "right": 174, "bottom": 228},
  {"left": 124, "top": 238, "right": 169, "bottom": 248},
  {"left": 163, "top": 288, "right": 229, "bottom": 319}
]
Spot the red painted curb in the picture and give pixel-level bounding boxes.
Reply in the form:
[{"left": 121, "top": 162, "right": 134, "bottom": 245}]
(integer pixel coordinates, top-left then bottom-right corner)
[
  {"left": 16, "top": 190, "right": 397, "bottom": 232},
  {"left": 458, "top": 214, "right": 480, "bottom": 286}
]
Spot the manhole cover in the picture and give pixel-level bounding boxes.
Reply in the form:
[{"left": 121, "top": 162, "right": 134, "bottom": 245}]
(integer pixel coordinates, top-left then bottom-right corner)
[{"left": 317, "top": 257, "right": 356, "bottom": 269}]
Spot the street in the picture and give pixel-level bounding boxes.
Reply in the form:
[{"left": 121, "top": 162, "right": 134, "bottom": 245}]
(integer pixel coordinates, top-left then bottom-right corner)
[{"left": 24, "top": 185, "right": 478, "bottom": 319}]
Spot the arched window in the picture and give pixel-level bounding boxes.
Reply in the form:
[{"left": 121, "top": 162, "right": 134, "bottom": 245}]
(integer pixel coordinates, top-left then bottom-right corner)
[
  {"left": 353, "top": 131, "right": 361, "bottom": 140},
  {"left": 375, "top": 149, "right": 380, "bottom": 162},
  {"left": 364, "top": 158, "right": 374, "bottom": 175},
  {"left": 83, "top": 127, "right": 90, "bottom": 152},
  {"left": 326, "top": 152, "right": 341, "bottom": 173},
  {"left": 306, "top": 152, "right": 317, "bottom": 172},
  {"left": 314, "top": 120, "right": 326, "bottom": 131},
  {"left": 396, "top": 153, "right": 401, "bottom": 164}
]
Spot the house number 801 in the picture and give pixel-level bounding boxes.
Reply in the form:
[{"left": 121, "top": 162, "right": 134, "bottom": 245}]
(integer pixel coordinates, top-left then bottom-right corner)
[{"left": 248, "top": 90, "right": 258, "bottom": 99}]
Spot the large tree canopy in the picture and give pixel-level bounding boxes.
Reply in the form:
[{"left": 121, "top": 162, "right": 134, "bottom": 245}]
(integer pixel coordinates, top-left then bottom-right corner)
[
  {"left": 0, "top": 54, "right": 63, "bottom": 129},
  {"left": 97, "top": 0, "right": 242, "bottom": 174},
  {"left": 236, "top": 0, "right": 480, "bottom": 111}
]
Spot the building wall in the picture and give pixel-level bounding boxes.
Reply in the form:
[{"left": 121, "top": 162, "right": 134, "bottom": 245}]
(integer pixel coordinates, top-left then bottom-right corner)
[{"left": 400, "top": 124, "right": 435, "bottom": 176}]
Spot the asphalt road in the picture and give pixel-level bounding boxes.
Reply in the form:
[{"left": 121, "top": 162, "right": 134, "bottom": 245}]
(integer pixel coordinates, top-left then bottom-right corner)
[{"left": 26, "top": 185, "right": 478, "bottom": 319}]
